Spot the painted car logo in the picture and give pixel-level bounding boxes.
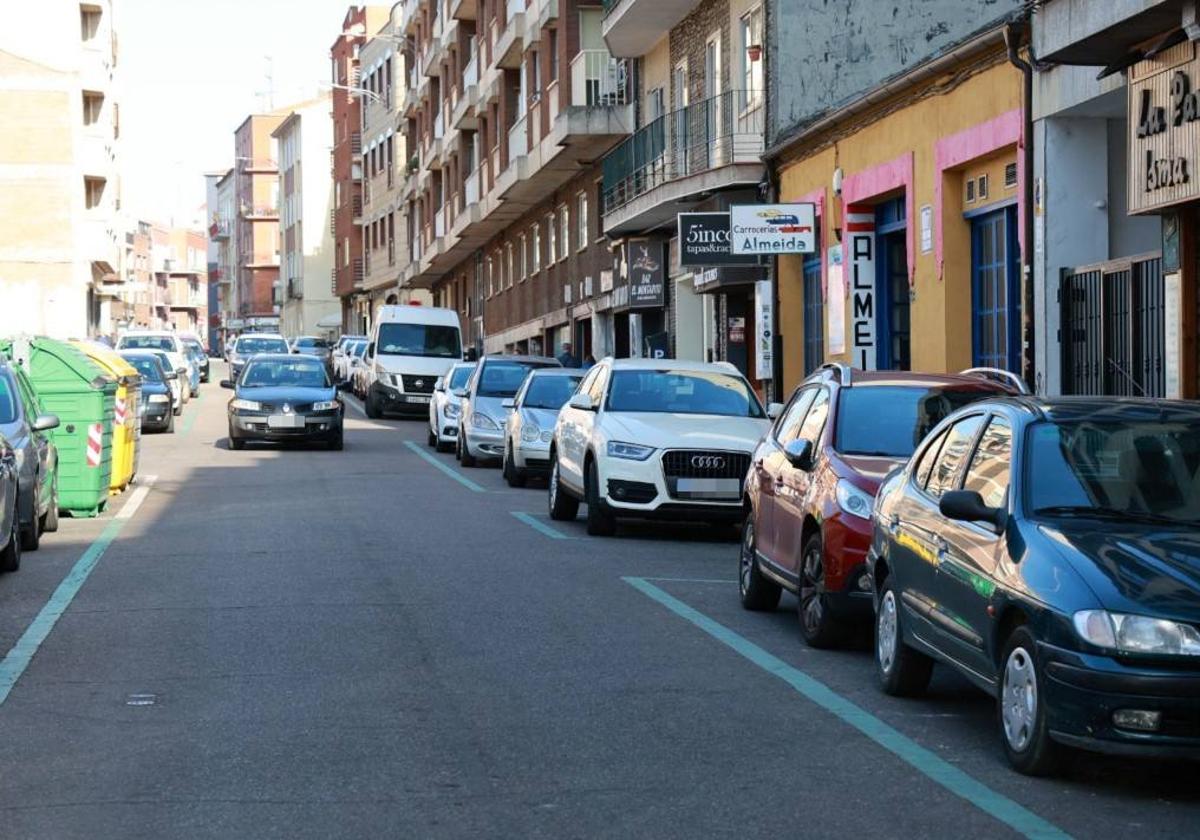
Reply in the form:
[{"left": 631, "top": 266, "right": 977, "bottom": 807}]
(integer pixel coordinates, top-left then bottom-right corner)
[{"left": 691, "top": 455, "right": 726, "bottom": 469}]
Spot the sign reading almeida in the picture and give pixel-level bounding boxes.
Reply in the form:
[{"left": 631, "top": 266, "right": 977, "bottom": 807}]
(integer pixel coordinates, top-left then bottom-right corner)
[{"left": 730, "top": 203, "right": 816, "bottom": 255}]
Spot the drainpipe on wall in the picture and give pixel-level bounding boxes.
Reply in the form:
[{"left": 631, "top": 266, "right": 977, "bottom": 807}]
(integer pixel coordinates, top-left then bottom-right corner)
[
  {"left": 1005, "top": 19, "right": 1036, "bottom": 391},
  {"left": 763, "top": 0, "right": 782, "bottom": 403}
]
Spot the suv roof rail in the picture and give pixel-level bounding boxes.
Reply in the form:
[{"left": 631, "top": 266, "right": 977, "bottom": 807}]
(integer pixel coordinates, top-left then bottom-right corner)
[
  {"left": 817, "top": 362, "right": 852, "bottom": 386},
  {"left": 959, "top": 367, "right": 1030, "bottom": 395}
]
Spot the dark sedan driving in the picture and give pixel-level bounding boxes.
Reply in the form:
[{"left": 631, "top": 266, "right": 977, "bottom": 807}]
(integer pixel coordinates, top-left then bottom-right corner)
[
  {"left": 870, "top": 397, "right": 1200, "bottom": 775},
  {"left": 223, "top": 354, "right": 344, "bottom": 450}
]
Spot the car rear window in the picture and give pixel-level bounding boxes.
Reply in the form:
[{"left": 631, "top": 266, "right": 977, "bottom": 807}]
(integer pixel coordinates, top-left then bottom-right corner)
[
  {"left": 0, "top": 375, "right": 16, "bottom": 423},
  {"left": 120, "top": 335, "right": 174, "bottom": 351},
  {"left": 835, "top": 386, "right": 1000, "bottom": 458}
]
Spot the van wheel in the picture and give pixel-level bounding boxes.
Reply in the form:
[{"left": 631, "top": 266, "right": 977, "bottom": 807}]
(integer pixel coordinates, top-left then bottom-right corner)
[
  {"left": 548, "top": 457, "right": 579, "bottom": 521},
  {"left": 365, "top": 390, "right": 382, "bottom": 419},
  {"left": 875, "top": 576, "right": 933, "bottom": 695}
]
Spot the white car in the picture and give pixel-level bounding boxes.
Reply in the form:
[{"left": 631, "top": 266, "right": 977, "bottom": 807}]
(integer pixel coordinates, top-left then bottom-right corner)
[
  {"left": 227, "top": 333, "right": 289, "bottom": 381},
  {"left": 333, "top": 339, "right": 367, "bottom": 385},
  {"left": 548, "top": 358, "right": 777, "bottom": 536},
  {"left": 116, "top": 330, "right": 192, "bottom": 402},
  {"left": 457, "top": 355, "right": 560, "bottom": 467},
  {"left": 501, "top": 368, "right": 585, "bottom": 487},
  {"left": 427, "top": 361, "right": 476, "bottom": 452}
]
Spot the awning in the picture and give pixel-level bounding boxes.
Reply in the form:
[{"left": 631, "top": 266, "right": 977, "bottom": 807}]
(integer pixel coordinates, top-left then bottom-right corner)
[{"left": 316, "top": 313, "right": 342, "bottom": 329}]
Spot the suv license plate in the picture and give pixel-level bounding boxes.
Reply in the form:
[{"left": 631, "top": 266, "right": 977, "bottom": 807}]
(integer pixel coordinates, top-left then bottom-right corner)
[
  {"left": 676, "top": 478, "right": 740, "bottom": 498},
  {"left": 267, "top": 414, "right": 304, "bottom": 429}
]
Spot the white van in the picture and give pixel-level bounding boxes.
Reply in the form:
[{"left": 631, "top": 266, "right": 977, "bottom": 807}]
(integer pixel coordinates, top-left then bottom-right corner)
[{"left": 365, "top": 306, "right": 464, "bottom": 418}]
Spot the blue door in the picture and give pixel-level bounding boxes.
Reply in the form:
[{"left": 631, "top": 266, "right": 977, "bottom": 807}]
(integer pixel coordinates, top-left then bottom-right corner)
[
  {"left": 875, "top": 198, "right": 910, "bottom": 370},
  {"left": 802, "top": 250, "right": 824, "bottom": 375},
  {"left": 971, "top": 206, "right": 1020, "bottom": 371}
]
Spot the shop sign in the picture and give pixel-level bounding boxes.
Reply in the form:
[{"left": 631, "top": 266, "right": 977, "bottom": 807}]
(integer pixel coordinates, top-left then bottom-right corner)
[
  {"left": 1129, "top": 41, "right": 1200, "bottom": 213},
  {"left": 730, "top": 204, "right": 816, "bottom": 255},
  {"left": 754, "top": 279, "right": 774, "bottom": 381},
  {"left": 627, "top": 240, "right": 665, "bottom": 308},
  {"left": 728, "top": 316, "right": 746, "bottom": 343},
  {"left": 677, "top": 212, "right": 761, "bottom": 266},
  {"left": 846, "top": 206, "right": 876, "bottom": 370}
]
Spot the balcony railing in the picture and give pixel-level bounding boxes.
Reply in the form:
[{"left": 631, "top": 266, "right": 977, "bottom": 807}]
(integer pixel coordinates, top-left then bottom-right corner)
[
  {"left": 570, "top": 50, "right": 629, "bottom": 107},
  {"left": 602, "top": 89, "right": 764, "bottom": 215},
  {"left": 506, "top": 0, "right": 525, "bottom": 22},
  {"left": 465, "top": 167, "right": 481, "bottom": 205},
  {"left": 508, "top": 114, "right": 528, "bottom": 161},
  {"left": 435, "top": 208, "right": 446, "bottom": 239},
  {"left": 463, "top": 52, "right": 479, "bottom": 88},
  {"left": 350, "top": 132, "right": 362, "bottom": 155}
]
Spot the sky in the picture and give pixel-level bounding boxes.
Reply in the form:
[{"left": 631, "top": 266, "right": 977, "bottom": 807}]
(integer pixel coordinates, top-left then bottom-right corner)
[{"left": 119, "top": 0, "right": 359, "bottom": 227}]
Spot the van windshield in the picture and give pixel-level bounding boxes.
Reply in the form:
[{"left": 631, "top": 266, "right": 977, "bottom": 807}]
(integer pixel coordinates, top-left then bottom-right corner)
[{"left": 377, "top": 323, "right": 461, "bottom": 358}]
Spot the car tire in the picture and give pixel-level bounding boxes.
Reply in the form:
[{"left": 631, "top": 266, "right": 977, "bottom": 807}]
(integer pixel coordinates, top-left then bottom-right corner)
[
  {"left": 999, "top": 626, "right": 1061, "bottom": 776},
  {"left": 584, "top": 459, "right": 616, "bottom": 537},
  {"left": 0, "top": 503, "right": 21, "bottom": 572},
  {"left": 173, "top": 402, "right": 182, "bottom": 417},
  {"left": 435, "top": 436, "right": 452, "bottom": 454},
  {"left": 797, "top": 532, "right": 847, "bottom": 649},
  {"left": 503, "top": 443, "right": 526, "bottom": 488},
  {"left": 19, "top": 495, "right": 40, "bottom": 552},
  {"left": 39, "top": 478, "right": 59, "bottom": 534},
  {"left": 228, "top": 433, "right": 245, "bottom": 451},
  {"left": 165, "top": 411, "right": 175, "bottom": 433},
  {"left": 738, "top": 514, "right": 781, "bottom": 611},
  {"left": 427, "top": 427, "right": 438, "bottom": 448},
  {"left": 365, "top": 390, "right": 382, "bottom": 419},
  {"left": 548, "top": 456, "right": 579, "bottom": 521},
  {"left": 458, "top": 434, "right": 476, "bottom": 468},
  {"left": 875, "top": 576, "right": 933, "bottom": 696},
  {"left": 329, "top": 428, "right": 344, "bottom": 451}
]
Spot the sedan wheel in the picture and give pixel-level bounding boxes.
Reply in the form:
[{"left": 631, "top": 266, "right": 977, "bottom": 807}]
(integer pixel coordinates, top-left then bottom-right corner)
[
  {"left": 874, "top": 579, "right": 932, "bottom": 695},
  {"left": 797, "top": 533, "right": 846, "bottom": 649},
  {"left": 998, "top": 626, "right": 1060, "bottom": 775},
  {"left": 0, "top": 503, "right": 21, "bottom": 573}
]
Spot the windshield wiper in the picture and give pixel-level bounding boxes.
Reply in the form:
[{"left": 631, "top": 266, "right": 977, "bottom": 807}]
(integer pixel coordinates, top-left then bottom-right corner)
[{"left": 1033, "top": 506, "right": 1184, "bottom": 526}]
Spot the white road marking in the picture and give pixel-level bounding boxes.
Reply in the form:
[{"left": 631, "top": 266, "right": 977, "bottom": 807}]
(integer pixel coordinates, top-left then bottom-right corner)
[{"left": 116, "top": 475, "right": 157, "bottom": 519}]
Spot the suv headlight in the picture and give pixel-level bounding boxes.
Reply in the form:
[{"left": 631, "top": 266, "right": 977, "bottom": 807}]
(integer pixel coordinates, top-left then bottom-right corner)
[
  {"left": 473, "top": 412, "right": 500, "bottom": 431},
  {"left": 311, "top": 400, "right": 338, "bottom": 411},
  {"left": 1074, "top": 610, "right": 1200, "bottom": 656},
  {"left": 835, "top": 479, "right": 874, "bottom": 520},
  {"left": 444, "top": 403, "right": 461, "bottom": 419},
  {"left": 230, "top": 398, "right": 261, "bottom": 411},
  {"left": 607, "top": 441, "right": 655, "bottom": 460}
]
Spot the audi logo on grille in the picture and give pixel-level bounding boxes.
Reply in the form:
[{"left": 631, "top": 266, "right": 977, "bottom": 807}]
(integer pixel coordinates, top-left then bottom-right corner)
[{"left": 690, "top": 455, "right": 726, "bottom": 469}]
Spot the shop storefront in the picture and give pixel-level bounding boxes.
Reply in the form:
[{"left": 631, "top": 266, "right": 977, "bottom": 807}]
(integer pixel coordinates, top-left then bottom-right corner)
[{"left": 772, "top": 37, "right": 1024, "bottom": 392}]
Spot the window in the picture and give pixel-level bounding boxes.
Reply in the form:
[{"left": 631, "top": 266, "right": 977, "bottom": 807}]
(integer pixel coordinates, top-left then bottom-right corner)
[
  {"left": 84, "top": 176, "right": 105, "bottom": 209},
  {"left": 486, "top": 255, "right": 494, "bottom": 297},
  {"left": 741, "top": 7, "right": 763, "bottom": 104},
  {"left": 963, "top": 417, "right": 1012, "bottom": 509},
  {"left": 796, "top": 388, "right": 831, "bottom": 443},
  {"left": 518, "top": 234, "right": 527, "bottom": 281},
  {"left": 82, "top": 91, "right": 104, "bottom": 126},
  {"left": 647, "top": 86, "right": 665, "bottom": 121},
  {"left": 925, "top": 415, "right": 985, "bottom": 500},
  {"left": 559, "top": 205, "right": 569, "bottom": 259},
  {"left": 835, "top": 386, "right": 1001, "bottom": 458},
  {"left": 505, "top": 242, "right": 514, "bottom": 288},
  {"left": 80, "top": 5, "right": 101, "bottom": 41},
  {"left": 546, "top": 213, "right": 557, "bottom": 263},
  {"left": 548, "top": 29, "right": 559, "bottom": 81},
  {"left": 914, "top": 426, "right": 951, "bottom": 489},
  {"left": 775, "top": 387, "right": 817, "bottom": 445},
  {"left": 530, "top": 224, "right": 540, "bottom": 273},
  {"left": 343, "top": 236, "right": 350, "bottom": 267},
  {"left": 674, "top": 61, "right": 689, "bottom": 109},
  {"left": 576, "top": 192, "right": 588, "bottom": 251}
]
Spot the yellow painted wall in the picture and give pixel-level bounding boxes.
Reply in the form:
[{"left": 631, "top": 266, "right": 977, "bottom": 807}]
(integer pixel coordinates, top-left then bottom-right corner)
[{"left": 776, "top": 57, "right": 1021, "bottom": 392}]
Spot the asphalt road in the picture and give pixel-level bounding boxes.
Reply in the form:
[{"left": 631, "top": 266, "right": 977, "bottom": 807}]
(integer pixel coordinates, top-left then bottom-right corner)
[{"left": 0, "top": 365, "right": 1197, "bottom": 839}]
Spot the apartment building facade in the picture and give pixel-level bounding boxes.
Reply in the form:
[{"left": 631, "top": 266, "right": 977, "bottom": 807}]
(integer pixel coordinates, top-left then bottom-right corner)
[
  {"left": 0, "top": 0, "right": 122, "bottom": 339},
  {"left": 208, "top": 168, "right": 237, "bottom": 344},
  {"left": 331, "top": 5, "right": 391, "bottom": 333},
  {"left": 233, "top": 113, "right": 286, "bottom": 325},
  {"left": 273, "top": 97, "right": 342, "bottom": 337},
  {"left": 385, "top": 0, "right": 632, "bottom": 355},
  {"left": 598, "top": 0, "right": 768, "bottom": 382}
]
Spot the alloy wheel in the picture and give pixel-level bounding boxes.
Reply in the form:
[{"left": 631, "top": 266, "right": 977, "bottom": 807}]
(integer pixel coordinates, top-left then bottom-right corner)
[
  {"left": 799, "top": 545, "right": 825, "bottom": 634},
  {"left": 877, "top": 590, "right": 899, "bottom": 675},
  {"left": 549, "top": 461, "right": 559, "bottom": 510},
  {"left": 1002, "top": 646, "right": 1038, "bottom": 752},
  {"left": 739, "top": 521, "right": 755, "bottom": 597}
]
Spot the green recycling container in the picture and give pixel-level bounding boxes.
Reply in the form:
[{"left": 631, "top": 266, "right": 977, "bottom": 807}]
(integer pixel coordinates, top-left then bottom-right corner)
[{"left": 0, "top": 337, "right": 117, "bottom": 517}]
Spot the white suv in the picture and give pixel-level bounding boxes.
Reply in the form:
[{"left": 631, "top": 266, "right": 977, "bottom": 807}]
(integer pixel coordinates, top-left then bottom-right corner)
[{"left": 548, "top": 358, "right": 777, "bottom": 536}]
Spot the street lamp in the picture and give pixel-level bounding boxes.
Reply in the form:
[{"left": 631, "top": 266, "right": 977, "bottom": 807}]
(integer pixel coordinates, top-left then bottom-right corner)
[{"left": 321, "top": 82, "right": 384, "bottom": 105}]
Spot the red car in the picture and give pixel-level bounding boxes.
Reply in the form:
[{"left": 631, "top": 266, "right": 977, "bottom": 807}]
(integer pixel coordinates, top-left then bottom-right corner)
[{"left": 739, "top": 364, "right": 1021, "bottom": 647}]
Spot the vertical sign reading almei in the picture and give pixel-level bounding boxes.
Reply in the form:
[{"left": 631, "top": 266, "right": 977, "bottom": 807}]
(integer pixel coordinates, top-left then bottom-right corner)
[{"left": 846, "top": 205, "right": 876, "bottom": 370}]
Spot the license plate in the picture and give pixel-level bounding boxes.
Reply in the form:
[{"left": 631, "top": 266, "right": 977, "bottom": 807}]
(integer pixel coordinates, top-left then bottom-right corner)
[
  {"left": 267, "top": 414, "right": 305, "bottom": 429},
  {"left": 404, "top": 395, "right": 431, "bottom": 404},
  {"left": 676, "top": 478, "right": 740, "bottom": 498}
]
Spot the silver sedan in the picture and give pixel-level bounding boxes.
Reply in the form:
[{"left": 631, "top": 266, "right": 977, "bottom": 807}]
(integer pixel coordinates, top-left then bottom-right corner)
[{"left": 501, "top": 368, "right": 584, "bottom": 487}]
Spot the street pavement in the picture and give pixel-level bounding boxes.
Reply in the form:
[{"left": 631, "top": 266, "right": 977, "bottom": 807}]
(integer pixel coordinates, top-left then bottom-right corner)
[{"left": 0, "top": 365, "right": 1197, "bottom": 839}]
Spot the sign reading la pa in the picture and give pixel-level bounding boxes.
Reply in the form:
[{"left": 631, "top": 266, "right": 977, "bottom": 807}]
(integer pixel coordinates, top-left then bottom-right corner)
[{"left": 730, "top": 203, "right": 817, "bottom": 255}]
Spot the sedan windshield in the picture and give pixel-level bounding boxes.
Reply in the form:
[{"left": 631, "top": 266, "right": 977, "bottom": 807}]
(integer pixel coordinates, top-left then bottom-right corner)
[
  {"left": 125, "top": 357, "right": 163, "bottom": 382},
  {"left": 524, "top": 375, "right": 583, "bottom": 410},
  {"left": 448, "top": 366, "right": 474, "bottom": 389},
  {"left": 236, "top": 338, "right": 289, "bottom": 355},
  {"left": 294, "top": 337, "right": 328, "bottom": 349},
  {"left": 350, "top": 342, "right": 367, "bottom": 358},
  {"left": 836, "top": 386, "right": 1000, "bottom": 457},
  {"left": 120, "top": 335, "right": 174, "bottom": 351},
  {"left": 377, "top": 323, "right": 461, "bottom": 358},
  {"left": 241, "top": 359, "right": 329, "bottom": 389},
  {"left": 1027, "top": 419, "right": 1200, "bottom": 524},
  {"left": 607, "top": 370, "right": 764, "bottom": 417},
  {"left": 478, "top": 361, "right": 556, "bottom": 398},
  {"left": 0, "top": 376, "right": 16, "bottom": 423}
]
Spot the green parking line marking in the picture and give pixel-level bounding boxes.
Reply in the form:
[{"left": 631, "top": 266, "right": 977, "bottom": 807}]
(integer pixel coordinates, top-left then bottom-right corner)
[
  {"left": 511, "top": 511, "right": 573, "bottom": 540},
  {"left": 638, "top": 577, "right": 735, "bottom": 584},
  {"left": 622, "top": 576, "right": 1072, "bottom": 840},
  {"left": 403, "top": 440, "right": 486, "bottom": 492},
  {"left": 180, "top": 408, "right": 199, "bottom": 435}
]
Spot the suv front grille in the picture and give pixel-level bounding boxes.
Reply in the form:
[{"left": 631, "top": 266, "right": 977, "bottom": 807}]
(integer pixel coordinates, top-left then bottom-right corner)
[
  {"left": 661, "top": 450, "right": 750, "bottom": 501},
  {"left": 401, "top": 374, "right": 436, "bottom": 394}
]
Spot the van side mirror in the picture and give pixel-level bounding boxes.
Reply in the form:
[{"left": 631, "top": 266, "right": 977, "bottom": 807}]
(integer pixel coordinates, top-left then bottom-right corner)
[
  {"left": 567, "top": 393, "right": 595, "bottom": 411},
  {"left": 939, "top": 490, "right": 1007, "bottom": 530},
  {"left": 32, "top": 414, "right": 60, "bottom": 432},
  {"left": 783, "top": 438, "right": 815, "bottom": 471}
]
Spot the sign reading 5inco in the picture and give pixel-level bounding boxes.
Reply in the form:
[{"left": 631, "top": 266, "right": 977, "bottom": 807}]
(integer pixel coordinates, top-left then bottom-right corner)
[{"left": 730, "top": 203, "right": 816, "bottom": 255}]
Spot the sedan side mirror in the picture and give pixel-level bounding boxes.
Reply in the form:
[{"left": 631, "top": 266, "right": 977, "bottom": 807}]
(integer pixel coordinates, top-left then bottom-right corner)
[
  {"left": 501, "top": 398, "right": 516, "bottom": 410},
  {"left": 766, "top": 401, "right": 784, "bottom": 420},
  {"left": 32, "top": 414, "right": 60, "bottom": 432},
  {"left": 367, "top": 342, "right": 376, "bottom": 358},
  {"left": 434, "top": 377, "right": 445, "bottom": 393},
  {"left": 219, "top": 379, "right": 235, "bottom": 389},
  {"left": 567, "top": 393, "right": 595, "bottom": 411},
  {"left": 783, "top": 438, "right": 815, "bottom": 471},
  {"left": 939, "top": 490, "right": 1007, "bottom": 530}
]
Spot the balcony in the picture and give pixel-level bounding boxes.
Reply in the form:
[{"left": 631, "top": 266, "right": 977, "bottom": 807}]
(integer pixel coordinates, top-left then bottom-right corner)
[
  {"left": 351, "top": 195, "right": 364, "bottom": 224},
  {"left": 209, "top": 219, "right": 232, "bottom": 241},
  {"left": 570, "top": 50, "right": 629, "bottom": 107},
  {"left": 350, "top": 132, "right": 362, "bottom": 155},
  {"left": 537, "top": 0, "right": 558, "bottom": 28},
  {"left": 507, "top": 113, "right": 528, "bottom": 161},
  {"left": 465, "top": 166, "right": 481, "bottom": 206},
  {"left": 601, "top": 0, "right": 699, "bottom": 58},
  {"left": 601, "top": 89, "right": 765, "bottom": 234},
  {"left": 240, "top": 158, "right": 278, "bottom": 173},
  {"left": 494, "top": 0, "right": 525, "bottom": 68},
  {"left": 450, "top": 0, "right": 475, "bottom": 20},
  {"left": 351, "top": 160, "right": 363, "bottom": 181}
]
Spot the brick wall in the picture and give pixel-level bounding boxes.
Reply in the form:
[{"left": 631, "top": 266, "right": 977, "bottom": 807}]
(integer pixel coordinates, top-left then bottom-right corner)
[{"left": 669, "top": 0, "right": 731, "bottom": 109}]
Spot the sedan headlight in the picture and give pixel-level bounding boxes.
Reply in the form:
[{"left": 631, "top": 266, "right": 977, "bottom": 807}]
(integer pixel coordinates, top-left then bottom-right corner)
[
  {"left": 607, "top": 441, "right": 655, "bottom": 461},
  {"left": 444, "top": 403, "right": 461, "bottom": 419},
  {"left": 521, "top": 424, "right": 541, "bottom": 443},
  {"left": 311, "top": 400, "right": 338, "bottom": 411},
  {"left": 148, "top": 394, "right": 170, "bottom": 404},
  {"left": 230, "top": 398, "right": 262, "bottom": 411},
  {"left": 472, "top": 412, "right": 500, "bottom": 431},
  {"left": 1073, "top": 610, "right": 1200, "bottom": 656},
  {"left": 835, "top": 479, "right": 874, "bottom": 520}
]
